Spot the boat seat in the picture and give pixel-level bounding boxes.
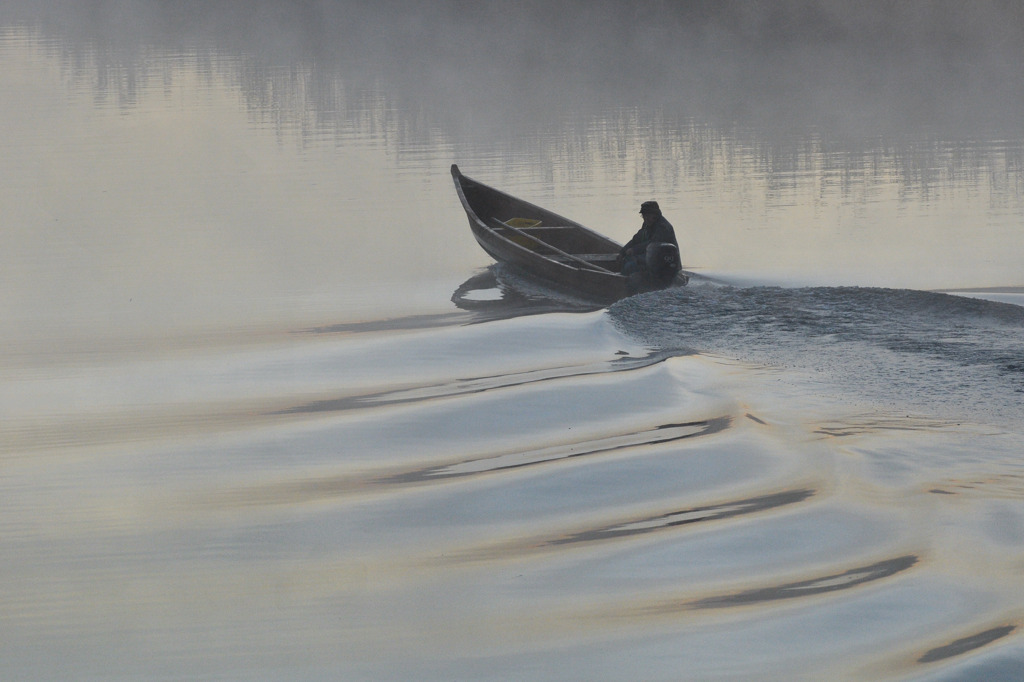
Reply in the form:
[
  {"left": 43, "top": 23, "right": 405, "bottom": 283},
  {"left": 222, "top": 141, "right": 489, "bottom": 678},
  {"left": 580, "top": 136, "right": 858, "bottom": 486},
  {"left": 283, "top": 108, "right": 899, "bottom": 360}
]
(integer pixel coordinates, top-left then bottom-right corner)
[{"left": 552, "top": 253, "right": 619, "bottom": 263}]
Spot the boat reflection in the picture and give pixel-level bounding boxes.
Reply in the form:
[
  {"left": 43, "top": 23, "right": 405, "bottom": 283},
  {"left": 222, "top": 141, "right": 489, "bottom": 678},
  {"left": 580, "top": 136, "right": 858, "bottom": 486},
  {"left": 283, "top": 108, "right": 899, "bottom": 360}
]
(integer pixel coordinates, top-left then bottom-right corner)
[{"left": 451, "top": 266, "right": 605, "bottom": 322}]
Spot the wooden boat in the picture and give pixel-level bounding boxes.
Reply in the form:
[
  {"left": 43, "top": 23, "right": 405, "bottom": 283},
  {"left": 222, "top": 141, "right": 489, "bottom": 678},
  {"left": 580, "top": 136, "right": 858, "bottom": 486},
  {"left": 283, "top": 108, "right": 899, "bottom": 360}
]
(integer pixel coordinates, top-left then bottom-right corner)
[{"left": 451, "top": 164, "right": 686, "bottom": 303}]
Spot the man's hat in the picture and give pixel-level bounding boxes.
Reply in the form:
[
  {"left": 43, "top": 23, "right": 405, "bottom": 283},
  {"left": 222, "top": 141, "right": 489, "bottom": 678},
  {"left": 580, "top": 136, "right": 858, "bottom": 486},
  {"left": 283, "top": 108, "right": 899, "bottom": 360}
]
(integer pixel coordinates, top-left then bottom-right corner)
[{"left": 639, "top": 200, "right": 660, "bottom": 215}]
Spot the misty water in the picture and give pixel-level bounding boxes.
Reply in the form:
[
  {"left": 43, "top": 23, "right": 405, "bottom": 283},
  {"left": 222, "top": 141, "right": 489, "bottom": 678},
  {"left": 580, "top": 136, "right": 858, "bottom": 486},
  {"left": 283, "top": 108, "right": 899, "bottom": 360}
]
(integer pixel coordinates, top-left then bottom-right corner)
[{"left": 3, "top": 3, "right": 1024, "bottom": 680}]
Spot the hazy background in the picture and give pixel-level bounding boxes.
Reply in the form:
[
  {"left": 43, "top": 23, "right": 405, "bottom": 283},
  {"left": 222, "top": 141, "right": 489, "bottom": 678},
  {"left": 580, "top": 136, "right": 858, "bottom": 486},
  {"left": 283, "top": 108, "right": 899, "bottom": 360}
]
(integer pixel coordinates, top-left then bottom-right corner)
[
  {"left": 2, "top": 0, "right": 1022, "bottom": 349},
  {"left": 7, "top": 0, "right": 1024, "bottom": 134}
]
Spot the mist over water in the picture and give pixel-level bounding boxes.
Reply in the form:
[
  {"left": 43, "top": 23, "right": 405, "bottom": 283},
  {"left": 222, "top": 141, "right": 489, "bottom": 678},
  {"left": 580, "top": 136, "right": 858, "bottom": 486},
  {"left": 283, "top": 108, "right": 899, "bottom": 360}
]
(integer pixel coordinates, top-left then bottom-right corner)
[
  {"left": 2, "top": 2, "right": 1024, "bottom": 680},
  {"left": 3, "top": 1, "right": 1024, "bottom": 352}
]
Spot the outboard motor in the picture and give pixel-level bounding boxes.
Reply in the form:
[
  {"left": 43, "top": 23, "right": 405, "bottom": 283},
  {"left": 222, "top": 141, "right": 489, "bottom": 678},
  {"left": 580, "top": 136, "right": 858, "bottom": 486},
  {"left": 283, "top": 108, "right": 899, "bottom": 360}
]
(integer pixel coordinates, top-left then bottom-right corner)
[{"left": 645, "top": 242, "right": 681, "bottom": 286}]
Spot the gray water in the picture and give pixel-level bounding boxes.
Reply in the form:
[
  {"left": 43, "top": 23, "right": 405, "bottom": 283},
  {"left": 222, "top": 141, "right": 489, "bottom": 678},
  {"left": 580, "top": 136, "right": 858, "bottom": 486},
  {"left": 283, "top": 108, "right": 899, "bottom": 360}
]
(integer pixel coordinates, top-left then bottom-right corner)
[{"left": 3, "top": 3, "right": 1024, "bottom": 680}]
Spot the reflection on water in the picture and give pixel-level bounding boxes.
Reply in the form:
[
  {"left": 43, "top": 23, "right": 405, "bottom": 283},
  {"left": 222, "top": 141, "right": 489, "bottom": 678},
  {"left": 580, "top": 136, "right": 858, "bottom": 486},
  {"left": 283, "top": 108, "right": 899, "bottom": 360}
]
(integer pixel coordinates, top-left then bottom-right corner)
[
  {"left": 547, "top": 487, "right": 812, "bottom": 547},
  {"left": 451, "top": 266, "right": 604, "bottom": 320},
  {"left": 392, "top": 417, "right": 731, "bottom": 483},
  {"left": 686, "top": 554, "right": 919, "bottom": 610},
  {"left": 3, "top": 2, "right": 1024, "bottom": 680},
  {"left": 919, "top": 625, "right": 1018, "bottom": 664}
]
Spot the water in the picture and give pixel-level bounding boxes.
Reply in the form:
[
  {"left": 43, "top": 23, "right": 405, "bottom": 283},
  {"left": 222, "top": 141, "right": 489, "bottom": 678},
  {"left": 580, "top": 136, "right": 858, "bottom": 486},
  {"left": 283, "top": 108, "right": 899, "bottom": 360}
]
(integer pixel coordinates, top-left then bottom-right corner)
[{"left": 2, "top": 3, "right": 1024, "bottom": 680}]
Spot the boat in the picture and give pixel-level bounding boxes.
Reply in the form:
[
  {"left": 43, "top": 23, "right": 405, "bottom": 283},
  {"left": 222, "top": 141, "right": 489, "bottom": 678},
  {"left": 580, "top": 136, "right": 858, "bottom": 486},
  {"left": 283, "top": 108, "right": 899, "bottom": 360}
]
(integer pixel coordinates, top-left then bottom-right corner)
[{"left": 451, "top": 164, "right": 687, "bottom": 303}]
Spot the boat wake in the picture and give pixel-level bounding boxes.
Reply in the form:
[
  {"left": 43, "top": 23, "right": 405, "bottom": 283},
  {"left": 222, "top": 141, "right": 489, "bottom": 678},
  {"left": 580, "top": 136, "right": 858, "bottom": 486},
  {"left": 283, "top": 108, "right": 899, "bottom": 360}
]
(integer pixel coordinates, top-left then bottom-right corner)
[
  {"left": 7, "top": 287, "right": 1024, "bottom": 680},
  {"left": 610, "top": 283, "right": 1024, "bottom": 426}
]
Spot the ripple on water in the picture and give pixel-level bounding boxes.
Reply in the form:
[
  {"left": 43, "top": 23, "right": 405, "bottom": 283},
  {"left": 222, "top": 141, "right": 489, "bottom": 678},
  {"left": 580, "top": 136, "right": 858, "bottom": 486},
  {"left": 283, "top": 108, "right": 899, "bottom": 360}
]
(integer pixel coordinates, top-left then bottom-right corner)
[{"left": 3, "top": 309, "right": 1022, "bottom": 680}]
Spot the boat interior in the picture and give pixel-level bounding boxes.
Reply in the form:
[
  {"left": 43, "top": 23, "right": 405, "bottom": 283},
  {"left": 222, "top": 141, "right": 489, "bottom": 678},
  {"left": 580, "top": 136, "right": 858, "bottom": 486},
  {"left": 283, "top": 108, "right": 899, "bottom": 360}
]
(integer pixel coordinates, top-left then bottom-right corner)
[
  {"left": 456, "top": 170, "right": 622, "bottom": 273},
  {"left": 489, "top": 218, "right": 622, "bottom": 272}
]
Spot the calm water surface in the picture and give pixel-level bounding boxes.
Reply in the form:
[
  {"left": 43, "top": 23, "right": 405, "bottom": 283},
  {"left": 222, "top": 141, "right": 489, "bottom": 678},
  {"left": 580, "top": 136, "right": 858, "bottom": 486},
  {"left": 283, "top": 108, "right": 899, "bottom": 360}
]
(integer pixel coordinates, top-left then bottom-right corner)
[{"left": 2, "top": 3, "right": 1024, "bottom": 680}]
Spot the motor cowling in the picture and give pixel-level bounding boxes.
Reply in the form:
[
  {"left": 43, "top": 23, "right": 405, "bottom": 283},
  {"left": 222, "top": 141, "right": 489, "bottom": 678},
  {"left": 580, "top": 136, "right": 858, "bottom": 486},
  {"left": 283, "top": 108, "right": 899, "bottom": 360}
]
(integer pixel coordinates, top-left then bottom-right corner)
[{"left": 645, "top": 242, "right": 681, "bottom": 285}]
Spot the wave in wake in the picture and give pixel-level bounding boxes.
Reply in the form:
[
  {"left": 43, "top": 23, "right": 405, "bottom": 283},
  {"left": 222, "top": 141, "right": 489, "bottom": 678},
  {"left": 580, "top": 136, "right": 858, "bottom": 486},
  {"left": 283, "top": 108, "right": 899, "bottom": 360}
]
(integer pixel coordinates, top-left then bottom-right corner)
[{"left": 610, "top": 284, "right": 1024, "bottom": 425}]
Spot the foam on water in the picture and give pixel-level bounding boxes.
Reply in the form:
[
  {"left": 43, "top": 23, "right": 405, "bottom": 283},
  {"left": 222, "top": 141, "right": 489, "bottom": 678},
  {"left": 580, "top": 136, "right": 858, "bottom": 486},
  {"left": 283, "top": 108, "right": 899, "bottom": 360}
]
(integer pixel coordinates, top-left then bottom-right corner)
[{"left": 610, "top": 283, "right": 1024, "bottom": 427}]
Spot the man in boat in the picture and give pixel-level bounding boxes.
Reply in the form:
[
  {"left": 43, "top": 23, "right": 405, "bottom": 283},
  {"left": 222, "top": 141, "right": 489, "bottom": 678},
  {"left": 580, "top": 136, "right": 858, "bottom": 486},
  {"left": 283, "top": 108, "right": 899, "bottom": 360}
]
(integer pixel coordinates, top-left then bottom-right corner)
[{"left": 618, "top": 200, "right": 681, "bottom": 290}]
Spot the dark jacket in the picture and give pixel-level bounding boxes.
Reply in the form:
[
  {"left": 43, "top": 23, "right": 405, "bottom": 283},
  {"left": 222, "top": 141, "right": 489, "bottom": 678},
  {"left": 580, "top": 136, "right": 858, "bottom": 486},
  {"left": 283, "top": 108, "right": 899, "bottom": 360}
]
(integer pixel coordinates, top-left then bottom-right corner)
[{"left": 621, "top": 214, "right": 678, "bottom": 258}]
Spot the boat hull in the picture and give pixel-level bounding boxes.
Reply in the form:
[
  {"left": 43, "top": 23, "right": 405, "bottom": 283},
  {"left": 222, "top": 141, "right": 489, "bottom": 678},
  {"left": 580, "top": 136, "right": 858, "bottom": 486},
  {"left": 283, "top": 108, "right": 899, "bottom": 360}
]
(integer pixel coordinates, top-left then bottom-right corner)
[{"left": 452, "top": 164, "right": 665, "bottom": 303}]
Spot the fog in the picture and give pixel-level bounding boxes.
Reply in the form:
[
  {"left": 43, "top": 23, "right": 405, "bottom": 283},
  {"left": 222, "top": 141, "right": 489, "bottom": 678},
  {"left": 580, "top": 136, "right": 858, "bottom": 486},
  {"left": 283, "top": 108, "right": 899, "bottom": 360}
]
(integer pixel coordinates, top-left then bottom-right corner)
[
  {"left": 7, "top": 0, "right": 1023, "bottom": 138},
  {"left": 2, "top": 1, "right": 1022, "bottom": 348}
]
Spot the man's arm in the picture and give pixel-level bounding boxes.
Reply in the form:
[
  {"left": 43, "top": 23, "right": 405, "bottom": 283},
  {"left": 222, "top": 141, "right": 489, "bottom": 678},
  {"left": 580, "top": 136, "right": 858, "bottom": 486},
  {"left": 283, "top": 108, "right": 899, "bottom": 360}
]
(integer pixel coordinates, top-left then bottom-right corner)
[{"left": 620, "top": 226, "right": 647, "bottom": 256}]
